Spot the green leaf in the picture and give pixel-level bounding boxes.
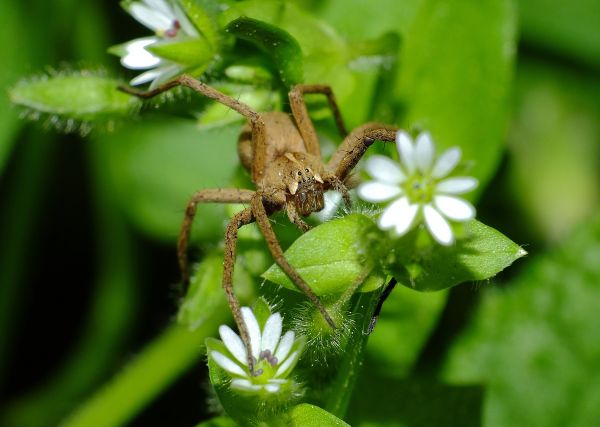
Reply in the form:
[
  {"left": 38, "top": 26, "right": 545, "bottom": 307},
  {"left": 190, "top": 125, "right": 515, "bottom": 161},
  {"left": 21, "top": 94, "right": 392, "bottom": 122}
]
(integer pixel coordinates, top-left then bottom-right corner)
[
  {"left": 225, "top": 17, "right": 304, "bottom": 87},
  {"left": 288, "top": 404, "right": 349, "bottom": 427},
  {"left": 262, "top": 214, "right": 386, "bottom": 296},
  {"left": 443, "top": 215, "right": 600, "bottom": 427},
  {"left": 9, "top": 71, "right": 141, "bottom": 134},
  {"left": 147, "top": 38, "right": 214, "bottom": 66},
  {"left": 395, "top": 0, "right": 517, "bottom": 190},
  {"left": 389, "top": 220, "right": 526, "bottom": 292},
  {"left": 180, "top": 0, "right": 224, "bottom": 50}
]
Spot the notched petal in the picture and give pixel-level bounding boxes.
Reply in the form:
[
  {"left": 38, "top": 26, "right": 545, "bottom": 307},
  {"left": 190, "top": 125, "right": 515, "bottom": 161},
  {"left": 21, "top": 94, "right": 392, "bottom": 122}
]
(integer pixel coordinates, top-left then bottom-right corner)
[
  {"left": 357, "top": 182, "right": 402, "bottom": 202},
  {"left": 365, "top": 155, "right": 406, "bottom": 184}
]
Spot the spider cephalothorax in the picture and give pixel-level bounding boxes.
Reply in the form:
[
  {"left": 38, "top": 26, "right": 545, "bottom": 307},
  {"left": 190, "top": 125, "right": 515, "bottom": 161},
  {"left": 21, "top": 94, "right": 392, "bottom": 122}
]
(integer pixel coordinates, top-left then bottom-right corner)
[{"left": 122, "top": 75, "right": 398, "bottom": 371}]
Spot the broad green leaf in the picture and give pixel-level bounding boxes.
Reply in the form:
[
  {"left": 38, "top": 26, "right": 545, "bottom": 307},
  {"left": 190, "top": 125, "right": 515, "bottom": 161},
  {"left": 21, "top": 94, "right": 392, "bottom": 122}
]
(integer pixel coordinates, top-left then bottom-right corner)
[
  {"left": 389, "top": 220, "right": 525, "bottom": 292},
  {"left": 346, "top": 373, "right": 483, "bottom": 427},
  {"left": 225, "top": 17, "right": 304, "bottom": 87},
  {"left": 262, "top": 214, "right": 386, "bottom": 296},
  {"left": 289, "top": 404, "right": 349, "bottom": 426},
  {"left": 520, "top": 0, "right": 600, "bottom": 68},
  {"left": 99, "top": 119, "right": 240, "bottom": 242},
  {"left": 396, "top": 0, "right": 517, "bottom": 190},
  {"left": 443, "top": 215, "right": 600, "bottom": 427},
  {"left": 180, "top": 0, "right": 224, "bottom": 50},
  {"left": 9, "top": 72, "right": 141, "bottom": 134},
  {"left": 365, "top": 286, "right": 448, "bottom": 378}
]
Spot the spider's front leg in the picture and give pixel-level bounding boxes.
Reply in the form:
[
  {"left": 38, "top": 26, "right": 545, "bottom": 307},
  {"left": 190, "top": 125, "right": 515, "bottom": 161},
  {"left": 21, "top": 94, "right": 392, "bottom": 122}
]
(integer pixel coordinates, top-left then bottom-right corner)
[
  {"left": 251, "top": 193, "right": 336, "bottom": 329},
  {"left": 328, "top": 123, "right": 399, "bottom": 182}
]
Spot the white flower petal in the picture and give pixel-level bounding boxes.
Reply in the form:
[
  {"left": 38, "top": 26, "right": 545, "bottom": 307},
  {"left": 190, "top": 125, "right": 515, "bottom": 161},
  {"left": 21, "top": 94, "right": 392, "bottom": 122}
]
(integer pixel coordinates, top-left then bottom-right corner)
[
  {"left": 211, "top": 351, "right": 246, "bottom": 377},
  {"left": 365, "top": 155, "right": 406, "bottom": 184},
  {"left": 231, "top": 378, "right": 261, "bottom": 391},
  {"left": 415, "top": 132, "right": 435, "bottom": 173},
  {"left": 241, "top": 307, "right": 261, "bottom": 360},
  {"left": 423, "top": 205, "right": 454, "bottom": 245},
  {"left": 261, "top": 313, "right": 282, "bottom": 353},
  {"left": 264, "top": 383, "right": 280, "bottom": 393},
  {"left": 312, "top": 191, "right": 341, "bottom": 222},
  {"left": 143, "top": 0, "right": 173, "bottom": 18},
  {"left": 431, "top": 147, "right": 461, "bottom": 179},
  {"left": 274, "top": 331, "right": 295, "bottom": 362},
  {"left": 436, "top": 177, "right": 478, "bottom": 195},
  {"left": 171, "top": 3, "right": 199, "bottom": 36},
  {"left": 275, "top": 350, "right": 300, "bottom": 377},
  {"left": 130, "top": 68, "right": 162, "bottom": 86},
  {"left": 396, "top": 131, "right": 416, "bottom": 173},
  {"left": 378, "top": 197, "right": 418, "bottom": 235},
  {"left": 357, "top": 182, "right": 402, "bottom": 202},
  {"left": 148, "top": 64, "right": 183, "bottom": 89},
  {"left": 121, "top": 38, "right": 161, "bottom": 69},
  {"left": 130, "top": 3, "right": 172, "bottom": 31},
  {"left": 219, "top": 325, "right": 246, "bottom": 365},
  {"left": 434, "top": 195, "right": 476, "bottom": 221}
]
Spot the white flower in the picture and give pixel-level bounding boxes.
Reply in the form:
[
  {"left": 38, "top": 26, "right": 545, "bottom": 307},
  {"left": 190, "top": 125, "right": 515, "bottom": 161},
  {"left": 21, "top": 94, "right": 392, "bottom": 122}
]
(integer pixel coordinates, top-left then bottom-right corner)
[
  {"left": 109, "top": 0, "right": 202, "bottom": 88},
  {"left": 357, "top": 131, "right": 478, "bottom": 245},
  {"left": 208, "top": 307, "right": 304, "bottom": 394}
]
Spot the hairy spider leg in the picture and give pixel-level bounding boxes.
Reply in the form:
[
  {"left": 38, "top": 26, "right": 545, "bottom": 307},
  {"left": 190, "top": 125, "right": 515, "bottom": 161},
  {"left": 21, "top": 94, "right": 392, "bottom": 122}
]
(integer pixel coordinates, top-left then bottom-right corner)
[
  {"left": 119, "top": 74, "right": 269, "bottom": 184},
  {"left": 288, "top": 84, "right": 348, "bottom": 160},
  {"left": 251, "top": 194, "right": 336, "bottom": 329},
  {"left": 178, "top": 189, "right": 254, "bottom": 286},
  {"left": 328, "top": 123, "right": 399, "bottom": 181}
]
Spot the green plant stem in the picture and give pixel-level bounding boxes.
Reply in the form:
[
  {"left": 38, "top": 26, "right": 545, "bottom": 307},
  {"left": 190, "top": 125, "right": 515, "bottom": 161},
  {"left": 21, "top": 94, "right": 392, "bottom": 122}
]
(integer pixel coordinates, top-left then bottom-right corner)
[
  {"left": 325, "top": 290, "right": 380, "bottom": 418},
  {"left": 59, "top": 315, "right": 228, "bottom": 427}
]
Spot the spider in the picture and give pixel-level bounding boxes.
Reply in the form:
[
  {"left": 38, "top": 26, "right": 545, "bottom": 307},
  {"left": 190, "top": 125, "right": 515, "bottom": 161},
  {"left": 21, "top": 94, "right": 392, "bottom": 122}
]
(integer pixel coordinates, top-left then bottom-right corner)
[{"left": 122, "top": 74, "right": 398, "bottom": 371}]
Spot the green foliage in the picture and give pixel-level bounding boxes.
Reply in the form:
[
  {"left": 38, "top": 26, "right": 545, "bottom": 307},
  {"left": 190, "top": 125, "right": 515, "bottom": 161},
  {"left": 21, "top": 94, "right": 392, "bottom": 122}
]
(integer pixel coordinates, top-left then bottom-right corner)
[
  {"left": 262, "top": 214, "right": 386, "bottom": 295},
  {"left": 389, "top": 220, "right": 526, "bottom": 292},
  {"left": 443, "top": 216, "right": 600, "bottom": 427},
  {"left": 225, "top": 17, "right": 304, "bottom": 87},
  {"left": 9, "top": 71, "right": 141, "bottom": 134},
  {"left": 288, "top": 403, "right": 349, "bottom": 426},
  {"left": 396, "top": 0, "right": 517, "bottom": 190}
]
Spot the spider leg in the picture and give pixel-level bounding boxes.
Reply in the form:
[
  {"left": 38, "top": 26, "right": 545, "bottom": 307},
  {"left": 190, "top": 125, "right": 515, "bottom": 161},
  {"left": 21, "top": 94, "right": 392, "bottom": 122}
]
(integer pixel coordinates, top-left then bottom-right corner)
[
  {"left": 286, "top": 202, "right": 312, "bottom": 232},
  {"left": 223, "top": 207, "right": 258, "bottom": 372},
  {"left": 367, "top": 277, "right": 398, "bottom": 334},
  {"left": 251, "top": 194, "right": 336, "bottom": 329},
  {"left": 328, "top": 123, "right": 399, "bottom": 182},
  {"left": 178, "top": 189, "right": 254, "bottom": 288},
  {"left": 288, "top": 84, "right": 348, "bottom": 160},
  {"left": 120, "top": 74, "right": 269, "bottom": 183}
]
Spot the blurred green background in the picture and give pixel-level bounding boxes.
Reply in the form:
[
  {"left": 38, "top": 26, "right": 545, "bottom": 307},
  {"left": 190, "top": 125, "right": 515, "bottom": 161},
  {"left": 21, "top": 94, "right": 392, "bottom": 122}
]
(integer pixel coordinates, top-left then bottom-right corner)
[{"left": 0, "top": 0, "right": 599, "bottom": 426}]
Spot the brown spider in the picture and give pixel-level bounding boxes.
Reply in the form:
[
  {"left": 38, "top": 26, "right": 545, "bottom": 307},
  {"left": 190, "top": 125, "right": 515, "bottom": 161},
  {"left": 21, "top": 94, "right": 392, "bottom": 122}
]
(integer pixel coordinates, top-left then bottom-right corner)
[{"left": 121, "top": 74, "right": 398, "bottom": 371}]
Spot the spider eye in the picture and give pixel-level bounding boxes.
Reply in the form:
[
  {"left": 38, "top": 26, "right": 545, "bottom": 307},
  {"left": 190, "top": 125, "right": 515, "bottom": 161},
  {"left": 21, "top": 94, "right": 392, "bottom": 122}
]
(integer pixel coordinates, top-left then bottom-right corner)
[
  {"left": 305, "top": 168, "right": 310, "bottom": 173},
  {"left": 297, "top": 171, "right": 302, "bottom": 176}
]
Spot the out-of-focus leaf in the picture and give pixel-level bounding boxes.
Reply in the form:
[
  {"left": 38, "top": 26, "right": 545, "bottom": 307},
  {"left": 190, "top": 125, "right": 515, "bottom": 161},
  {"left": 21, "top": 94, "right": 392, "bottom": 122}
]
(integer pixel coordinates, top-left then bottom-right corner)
[
  {"left": 507, "top": 59, "right": 600, "bottom": 242},
  {"left": 180, "top": 0, "right": 224, "bottom": 50},
  {"left": 225, "top": 17, "right": 304, "bottom": 87},
  {"left": 366, "top": 286, "right": 448, "bottom": 378},
  {"left": 389, "top": 220, "right": 526, "bottom": 292},
  {"left": 443, "top": 215, "right": 600, "bottom": 427},
  {"left": 146, "top": 38, "right": 214, "bottom": 67},
  {"left": 520, "top": 0, "right": 600, "bottom": 68},
  {"left": 262, "top": 214, "right": 386, "bottom": 296},
  {"left": 9, "top": 72, "right": 142, "bottom": 134},
  {"left": 99, "top": 119, "right": 241, "bottom": 243},
  {"left": 346, "top": 373, "right": 483, "bottom": 427},
  {"left": 289, "top": 404, "right": 349, "bottom": 426},
  {"left": 396, "top": 0, "right": 517, "bottom": 189}
]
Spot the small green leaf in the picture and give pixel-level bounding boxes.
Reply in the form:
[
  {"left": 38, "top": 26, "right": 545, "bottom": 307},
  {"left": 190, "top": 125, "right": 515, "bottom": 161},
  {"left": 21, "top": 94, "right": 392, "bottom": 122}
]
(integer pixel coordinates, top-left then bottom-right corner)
[
  {"left": 180, "top": 0, "right": 223, "bottom": 50},
  {"left": 147, "top": 38, "right": 214, "bottom": 66},
  {"left": 194, "top": 416, "right": 237, "bottom": 427},
  {"left": 262, "top": 214, "right": 386, "bottom": 296},
  {"left": 225, "top": 17, "right": 304, "bottom": 87},
  {"left": 389, "top": 220, "right": 526, "bottom": 292},
  {"left": 9, "top": 71, "right": 141, "bottom": 134},
  {"left": 288, "top": 404, "right": 349, "bottom": 427}
]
